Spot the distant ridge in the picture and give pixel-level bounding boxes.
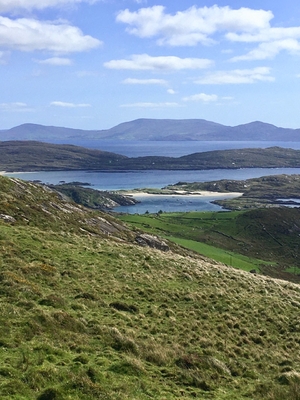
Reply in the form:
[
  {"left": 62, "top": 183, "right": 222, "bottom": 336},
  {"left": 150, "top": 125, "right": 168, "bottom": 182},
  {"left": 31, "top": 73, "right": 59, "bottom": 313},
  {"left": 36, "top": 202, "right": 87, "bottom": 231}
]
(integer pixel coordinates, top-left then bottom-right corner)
[
  {"left": 0, "top": 142, "right": 300, "bottom": 172},
  {"left": 1, "top": 118, "right": 300, "bottom": 142}
]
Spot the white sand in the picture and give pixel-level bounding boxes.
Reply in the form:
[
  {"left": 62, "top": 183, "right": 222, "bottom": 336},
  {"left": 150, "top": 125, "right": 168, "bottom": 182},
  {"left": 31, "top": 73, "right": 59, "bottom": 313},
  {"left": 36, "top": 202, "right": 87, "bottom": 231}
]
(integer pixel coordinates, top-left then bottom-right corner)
[{"left": 124, "top": 191, "right": 243, "bottom": 198}]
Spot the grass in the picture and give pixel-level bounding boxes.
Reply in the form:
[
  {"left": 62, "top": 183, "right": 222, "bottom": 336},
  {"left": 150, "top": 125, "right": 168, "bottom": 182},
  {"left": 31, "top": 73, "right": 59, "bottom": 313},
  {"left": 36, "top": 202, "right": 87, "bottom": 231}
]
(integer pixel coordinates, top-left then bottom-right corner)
[
  {"left": 1, "top": 175, "right": 300, "bottom": 399},
  {"left": 168, "top": 236, "right": 267, "bottom": 272},
  {"left": 118, "top": 209, "right": 300, "bottom": 282}
]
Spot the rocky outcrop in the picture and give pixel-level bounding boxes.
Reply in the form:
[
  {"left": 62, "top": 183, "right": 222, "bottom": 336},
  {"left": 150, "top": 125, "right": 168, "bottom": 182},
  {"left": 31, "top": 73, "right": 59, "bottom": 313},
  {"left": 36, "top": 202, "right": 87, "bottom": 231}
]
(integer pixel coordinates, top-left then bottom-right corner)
[
  {"left": 135, "top": 234, "right": 169, "bottom": 251},
  {"left": 0, "top": 214, "right": 16, "bottom": 223}
]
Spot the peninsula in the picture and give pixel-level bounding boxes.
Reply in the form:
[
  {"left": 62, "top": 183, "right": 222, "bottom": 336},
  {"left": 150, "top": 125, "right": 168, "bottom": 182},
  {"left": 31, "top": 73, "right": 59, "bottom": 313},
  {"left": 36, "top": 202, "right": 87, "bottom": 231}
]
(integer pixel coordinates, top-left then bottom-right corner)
[{"left": 0, "top": 141, "right": 300, "bottom": 172}]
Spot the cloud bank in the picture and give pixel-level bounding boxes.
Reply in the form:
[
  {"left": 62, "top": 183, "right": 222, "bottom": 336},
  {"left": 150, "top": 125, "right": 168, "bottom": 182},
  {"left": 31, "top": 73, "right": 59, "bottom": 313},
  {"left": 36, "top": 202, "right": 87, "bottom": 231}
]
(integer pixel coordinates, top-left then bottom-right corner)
[
  {"left": 116, "top": 5, "right": 273, "bottom": 46},
  {"left": 104, "top": 54, "right": 213, "bottom": 71},
  {"left": 0, "top": 0, "right": 98, "bottom": 13},
  {"left": 117, "top": 5, "right": 300, "bottom": 60},
  {"left": 50, "top": 101, "right": 91, "bottom": 107},
  {"left": 0, "top": 17, "right": 101, "bottom": 53},
  {"left": 195, "top": 67, "right": 274, "bottom": 84}
]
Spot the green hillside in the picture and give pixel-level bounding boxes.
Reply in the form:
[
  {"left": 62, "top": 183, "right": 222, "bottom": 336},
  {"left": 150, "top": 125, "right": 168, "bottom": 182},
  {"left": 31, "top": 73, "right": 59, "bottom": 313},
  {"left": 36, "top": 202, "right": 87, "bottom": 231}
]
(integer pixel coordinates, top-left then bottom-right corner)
[
  {"left": 119, "top": 208, "right": 300, "bottom": 283},
  {"left": 1, "top": 141, "right": 300, "bottom": 171},
  {"left": 0, "top": 176, "right": 300, "bottom": 399}
]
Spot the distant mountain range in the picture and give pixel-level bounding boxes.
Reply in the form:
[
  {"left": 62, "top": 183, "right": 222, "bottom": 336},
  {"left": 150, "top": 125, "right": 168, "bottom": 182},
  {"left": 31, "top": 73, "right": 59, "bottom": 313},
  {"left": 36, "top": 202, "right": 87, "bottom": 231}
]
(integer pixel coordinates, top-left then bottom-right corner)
[{"left": 1, "top": 119, "right": 300, "bottom": 142}]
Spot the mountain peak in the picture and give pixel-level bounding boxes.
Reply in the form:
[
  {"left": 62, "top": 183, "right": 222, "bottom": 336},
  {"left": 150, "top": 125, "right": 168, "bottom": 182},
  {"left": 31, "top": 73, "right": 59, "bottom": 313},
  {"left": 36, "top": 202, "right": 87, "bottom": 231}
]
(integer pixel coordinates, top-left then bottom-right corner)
[{"left": 0, "top": 119, "right": 299, "bottom": 142}]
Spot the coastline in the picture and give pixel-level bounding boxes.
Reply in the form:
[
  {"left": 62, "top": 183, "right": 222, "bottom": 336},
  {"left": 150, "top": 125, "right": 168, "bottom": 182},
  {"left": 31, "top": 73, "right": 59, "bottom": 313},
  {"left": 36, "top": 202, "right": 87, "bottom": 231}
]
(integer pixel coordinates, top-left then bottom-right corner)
[
  {"left": 123, "top": 191, "right": 243, "bottom": 198},
  {"left": 0, "top": 171, "right": 39, "bottom": 176},
  {"left": 0, "top": 171, "right": 243, "bottom": 200}
]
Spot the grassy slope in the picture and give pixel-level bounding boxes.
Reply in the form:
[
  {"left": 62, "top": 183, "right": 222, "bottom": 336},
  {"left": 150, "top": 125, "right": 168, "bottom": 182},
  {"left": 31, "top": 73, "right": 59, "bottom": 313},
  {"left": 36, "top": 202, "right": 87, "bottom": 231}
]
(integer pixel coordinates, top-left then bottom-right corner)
[
  {"left": 118, "top": 208, "right": 300, "bottom": 283},
  {"left": 1, "top": 176, "right": 300, "bottom": 399}
]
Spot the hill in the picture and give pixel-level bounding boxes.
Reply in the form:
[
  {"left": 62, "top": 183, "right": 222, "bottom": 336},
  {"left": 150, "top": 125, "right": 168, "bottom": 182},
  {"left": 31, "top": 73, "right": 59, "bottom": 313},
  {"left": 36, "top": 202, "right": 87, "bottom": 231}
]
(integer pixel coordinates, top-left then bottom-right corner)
[
  {"left": 165, "top": 174, "right": 300, "bottom": 210},
  {"left": 119, "top": 206, "right": 300, "bottom": 283},
  {"left": 1, "top": 118, "right": 300, "bottom": 142},
  {"left": 1, "top": 175, "right": 300, "bottom": 399},
  {"left": 1, "top": 141, "right": 300, "bottom": 171},
  {"left": 0, "top": 141, "right": 127, "bottom": 171}
]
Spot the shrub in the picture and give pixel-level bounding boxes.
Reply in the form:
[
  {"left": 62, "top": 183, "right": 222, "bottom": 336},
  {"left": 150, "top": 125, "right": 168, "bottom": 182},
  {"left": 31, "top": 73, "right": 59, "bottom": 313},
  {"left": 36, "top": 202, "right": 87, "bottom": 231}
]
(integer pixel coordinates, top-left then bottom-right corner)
[
  {"left": 37, "top": 388, "right": 62, "bottom": 400},
  {"left": 109, "top": 301, "right": 139, "bottom": 313}
]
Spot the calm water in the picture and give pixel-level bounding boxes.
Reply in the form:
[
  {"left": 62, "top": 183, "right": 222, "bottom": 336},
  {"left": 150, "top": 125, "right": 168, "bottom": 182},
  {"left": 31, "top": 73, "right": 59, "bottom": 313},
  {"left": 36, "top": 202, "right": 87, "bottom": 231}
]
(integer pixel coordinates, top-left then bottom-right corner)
[
  {"left": 7, "top": 167, "right": 300, "bottom": 213},
  {"left": 116, "top": 193, "right": 242, "bottom": 214},
  {"left": 6, "top": 140, "right": 300, "bottom": 213},
  {"left": 52, "top": 139, "right": 300, "bottom": 157}
]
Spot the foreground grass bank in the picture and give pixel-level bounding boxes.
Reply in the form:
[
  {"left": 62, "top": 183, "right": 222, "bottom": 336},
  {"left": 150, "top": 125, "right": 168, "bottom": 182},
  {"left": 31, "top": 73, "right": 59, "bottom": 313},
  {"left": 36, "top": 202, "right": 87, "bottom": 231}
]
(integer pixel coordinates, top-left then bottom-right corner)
[{"left": 1, "top": 176, "right": 300, "bottom": 399}]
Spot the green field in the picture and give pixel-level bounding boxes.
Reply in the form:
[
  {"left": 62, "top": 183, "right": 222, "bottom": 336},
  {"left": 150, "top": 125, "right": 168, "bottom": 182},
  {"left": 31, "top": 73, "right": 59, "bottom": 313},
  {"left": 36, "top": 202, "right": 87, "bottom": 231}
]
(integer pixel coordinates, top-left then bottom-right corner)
[
  {"left": 168, "top": 237, "right": 269, "bottom": 272},
  {"left": 118, "top": 208, "right": 300, "bottom": 282}
]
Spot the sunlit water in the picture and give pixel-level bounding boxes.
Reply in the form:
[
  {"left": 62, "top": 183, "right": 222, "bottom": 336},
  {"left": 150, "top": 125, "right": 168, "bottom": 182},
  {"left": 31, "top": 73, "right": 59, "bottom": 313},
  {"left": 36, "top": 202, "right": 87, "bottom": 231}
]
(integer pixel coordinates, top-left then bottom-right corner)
[{"left": 6, "top": 140, "right": 300, "bottom": 213}]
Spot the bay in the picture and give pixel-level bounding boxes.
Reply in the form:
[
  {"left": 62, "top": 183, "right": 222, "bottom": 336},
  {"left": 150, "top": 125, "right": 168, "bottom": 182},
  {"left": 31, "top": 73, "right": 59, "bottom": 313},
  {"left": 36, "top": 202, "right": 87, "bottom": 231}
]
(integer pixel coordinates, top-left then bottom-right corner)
[
  {"left": 116, "top": 193, "right": 241, "bottom": 214},
  {"left": 7, "top": 167, "right": 300, "bottom": 214},
  {"left": 6, "top": 140, "right": 300, "bottom": 213},
  {"left": 52, "top": 139, "right": 300, "bottom": 157},
  {"left": 6, "top": 167, "right": 300, "bottom": 190}
]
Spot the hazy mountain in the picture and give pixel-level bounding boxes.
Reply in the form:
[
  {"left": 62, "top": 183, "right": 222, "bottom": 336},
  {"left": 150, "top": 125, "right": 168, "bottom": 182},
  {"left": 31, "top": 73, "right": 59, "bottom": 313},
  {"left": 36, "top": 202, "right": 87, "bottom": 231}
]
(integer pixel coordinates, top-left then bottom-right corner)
[
  {"left": 1, "top": 118, "right": 300, "bottom": 142},
  {"left": 0, "top": 123, "right": 106, "bottom": 141}
]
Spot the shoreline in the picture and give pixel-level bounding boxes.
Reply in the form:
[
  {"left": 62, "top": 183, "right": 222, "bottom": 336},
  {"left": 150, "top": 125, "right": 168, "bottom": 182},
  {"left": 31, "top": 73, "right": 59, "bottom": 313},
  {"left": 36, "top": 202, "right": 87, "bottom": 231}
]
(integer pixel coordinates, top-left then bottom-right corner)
[
  {"left": 123, "top": 191, "right": 243, "bottom": 198},
  {"left": 0, "top": 172, "right": 243, "bottom": 199}
]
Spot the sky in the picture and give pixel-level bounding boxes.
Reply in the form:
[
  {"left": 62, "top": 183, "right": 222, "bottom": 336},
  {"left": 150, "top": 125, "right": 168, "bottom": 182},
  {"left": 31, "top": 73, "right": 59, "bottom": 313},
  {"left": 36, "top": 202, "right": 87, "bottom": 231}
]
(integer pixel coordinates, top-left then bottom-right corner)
[{"left": 1, "top": 0, "right": 300, "bottom": 130}]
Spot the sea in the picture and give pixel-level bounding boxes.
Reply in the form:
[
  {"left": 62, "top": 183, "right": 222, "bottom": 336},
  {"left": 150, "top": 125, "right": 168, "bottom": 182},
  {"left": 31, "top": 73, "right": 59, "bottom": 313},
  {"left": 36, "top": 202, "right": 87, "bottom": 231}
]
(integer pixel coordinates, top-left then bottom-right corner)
[{"left": 6, "top": 140, "right": 300, "bottom": 214}]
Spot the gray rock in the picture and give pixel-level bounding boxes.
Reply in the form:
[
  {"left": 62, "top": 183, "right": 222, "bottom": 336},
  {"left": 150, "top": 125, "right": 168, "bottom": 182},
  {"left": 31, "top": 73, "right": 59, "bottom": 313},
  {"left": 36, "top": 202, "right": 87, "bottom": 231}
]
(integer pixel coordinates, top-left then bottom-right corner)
[
  {"left": 0, "top": 214, "right": 16, "bottom": 223},
  {"left": 135, "top": 234, "right": 169, "bottom": 251}
]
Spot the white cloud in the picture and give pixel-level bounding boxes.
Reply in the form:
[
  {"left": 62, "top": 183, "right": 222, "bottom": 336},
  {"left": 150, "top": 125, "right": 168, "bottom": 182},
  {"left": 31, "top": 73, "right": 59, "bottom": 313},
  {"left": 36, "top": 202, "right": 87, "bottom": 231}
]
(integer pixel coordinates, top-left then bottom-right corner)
[
  {"left": 0, "top": 0, "right": 98, "bottom": 13},
  {"left": 122, "top": 78, "right": 168, "bottom": 85},
  {"left": 0, "top": 102, "right": 33, "bottom": 112},
  {"left": 226, "top": 27, "right": 300, "bottom": 43},
  {"left": 167, "top": 89, "right": 176, "bottom": 94},
  {"left": 230, "top": 39, "right": 300, "bottom": 61},
  {"left": 116, "top": 5, "right": 273, "bottom": 46},
  {"left": 0, "top": 16, "right": 101, "bottom": 53},
  {"left": 183, "top": 93, "right": 218, "bottom": 102},
  {"left": 116, "top": 5, "right": 300, "bottom": 61},
  {"left": 36, "top": 57, "right": 73, "bottom": 65},
  {"left": 104, "top": 54, "right": 213, "bottom": 71},
  {"left": 195, "top": 67, "right": 274, "bottom": 84},
  {"left": 120, "top": 102, "right": 180, "bottom": 108},
  {"left": 50, "top": 101, "right": 91, "bottom": 107},
  {"left": 227, "top": 25, "right": 300, "bottom": 61},
  {"left": 182, "top": 93, "right": 234, "bottom": 103}
]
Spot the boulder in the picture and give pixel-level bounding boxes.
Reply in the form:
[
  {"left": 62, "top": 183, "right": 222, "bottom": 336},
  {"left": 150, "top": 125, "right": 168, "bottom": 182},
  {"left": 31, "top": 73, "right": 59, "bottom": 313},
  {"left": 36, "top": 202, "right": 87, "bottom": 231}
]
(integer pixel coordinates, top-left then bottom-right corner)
[
  {"left": 135, "top": 234, "right": 169, "bottom": 251},
  {"left": 0, "top": 214, "right": 16, "bottom": 223}
]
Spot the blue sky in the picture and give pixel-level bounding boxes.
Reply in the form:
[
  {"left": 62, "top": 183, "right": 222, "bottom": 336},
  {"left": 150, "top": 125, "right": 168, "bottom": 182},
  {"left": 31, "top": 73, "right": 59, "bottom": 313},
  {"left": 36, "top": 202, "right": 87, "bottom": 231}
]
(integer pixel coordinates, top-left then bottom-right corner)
[{"left": 1, "top": 0, "right": 300, "bottom": 130}]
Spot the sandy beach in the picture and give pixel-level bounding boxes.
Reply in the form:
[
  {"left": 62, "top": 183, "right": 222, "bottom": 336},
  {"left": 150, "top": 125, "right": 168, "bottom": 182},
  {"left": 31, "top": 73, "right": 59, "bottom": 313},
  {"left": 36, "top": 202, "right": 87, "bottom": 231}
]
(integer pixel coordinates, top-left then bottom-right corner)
[{"left": 123, "top": 190, "right": 243, "bottom": 198}]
